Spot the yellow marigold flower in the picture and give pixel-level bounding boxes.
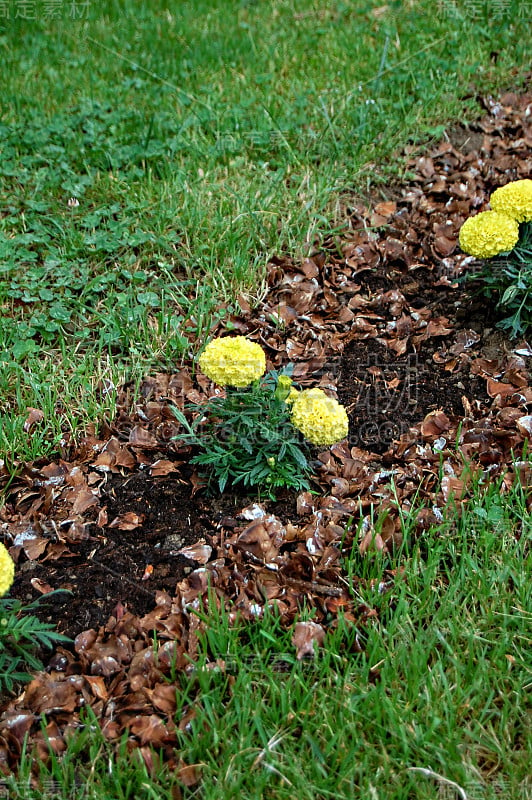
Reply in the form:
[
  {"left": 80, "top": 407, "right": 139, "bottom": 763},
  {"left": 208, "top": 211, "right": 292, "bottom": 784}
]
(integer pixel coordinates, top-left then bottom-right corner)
[
  {"left": 291, "top": 388, "right": 349, "bottom": 446},
  {"left": 0, "top": 543, "right": 15, "bottom": 597},
  {"left": 490, "top": 179, "right": 532, "bottom": 223},
  {"left": 458, "top": 211, "right": 519, "bottom": 259},
  {"left": 198, "top": 336, "right": 266, "bottom": 388}
]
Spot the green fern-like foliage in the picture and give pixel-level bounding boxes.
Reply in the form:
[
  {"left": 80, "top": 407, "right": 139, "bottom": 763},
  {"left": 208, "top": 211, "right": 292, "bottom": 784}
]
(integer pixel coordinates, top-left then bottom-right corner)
[
  {"left": 172, "top": 369, "right": 313, "bottom": 497},
  {"left": 0, "top": 594, "right": 71, "bottom": 693}
]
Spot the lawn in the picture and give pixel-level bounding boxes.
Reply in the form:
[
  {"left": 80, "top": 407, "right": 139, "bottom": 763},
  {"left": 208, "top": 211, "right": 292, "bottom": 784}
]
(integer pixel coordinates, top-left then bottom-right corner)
[{"left": 0, "top": 1, "right": 531, "bottom": 798}]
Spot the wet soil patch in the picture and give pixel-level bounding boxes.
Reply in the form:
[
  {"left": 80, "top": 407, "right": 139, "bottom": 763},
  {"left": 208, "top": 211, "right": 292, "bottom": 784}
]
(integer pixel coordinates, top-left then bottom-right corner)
[
  {"left": 338, "top": 263, "right": 498, "bottom": 454},
  {"left": 10, "top": 473, "right": 300, "bottom": 638},
  {"left": 339, "top": 336, "right": 489, "bottom": 454}
]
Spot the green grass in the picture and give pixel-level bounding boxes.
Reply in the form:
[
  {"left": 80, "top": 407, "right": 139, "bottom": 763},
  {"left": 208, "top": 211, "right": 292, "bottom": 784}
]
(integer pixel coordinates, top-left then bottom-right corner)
[
  {"left": 2, "top": 474, "right": 530, "bottom": 799},
  {"left": 0, "top": 0, "right": 530, "bottom": 461},
  {"left": 1, "top": 7, "right": 530, "bottom": 795}
]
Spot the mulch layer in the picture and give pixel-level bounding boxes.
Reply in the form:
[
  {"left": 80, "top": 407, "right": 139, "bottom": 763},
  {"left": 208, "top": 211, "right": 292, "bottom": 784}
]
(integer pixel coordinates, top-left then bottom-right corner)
[{"left": 0, "top": 87, "right": 531, "bottom": 777}]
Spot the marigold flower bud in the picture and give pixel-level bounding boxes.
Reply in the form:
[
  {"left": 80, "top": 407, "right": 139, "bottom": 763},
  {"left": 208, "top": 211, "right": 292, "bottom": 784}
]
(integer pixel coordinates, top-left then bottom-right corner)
[{"left": 275, "top": 374, "right": 294, "bottom": 402}]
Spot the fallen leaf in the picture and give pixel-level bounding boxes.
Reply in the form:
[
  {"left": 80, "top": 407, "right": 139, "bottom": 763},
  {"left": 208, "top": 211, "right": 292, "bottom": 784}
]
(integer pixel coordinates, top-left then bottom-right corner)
[
  {"left": 177, "top": 540, "right": 212, "bottom": 564},
  {"left": 235, "top": 517, "right": 285, "bottom": 563},
  {"left": 84, "top": 675, "right": 109, "bottom": 702},
  {"left": 30, "top": 577, "right": 54, "bottom": 594},
  {"left": 486, "top": 379, "right": 517, "bottom": 399},
  {"left": 109, "top": 511, "right": 145, "bottom": 530},
  {"left": 441, "top": 476, "right": 466, "bottom": 502},
  {"left": 23, "top": 408, "right": 44, "bottom": 433},
  {"left": 23, "top": 536, "right": 48, "bottom": 560},
  {"left": 148, "top": 683, "right": 178, "bottom": 716},
  {"left": 516, "top": 415, "right": 532, "bottom": 437},
  {"left": 150, "top": 459, "right": 180, "bottom": 476},
  {"left": 24, "top": 676, "right": 79, "bottom": 714},
  {"left": 291, "top": 621, "right": 326, "bottom": 660},
  {"left": 129, "top": 714, "right": 172, "bottom": 747},
  {"left": 374, "top": 200, "right": 397, "bottom": 217},
  {"left": 359, "top": 531, "right": 385, "bottom": 555},
  {"left": 421, "top": 410, "right": 451, "bottom": 438},
  {"left": 129, "top": 426, "right": 159, "bottom": 449},
  {"left": 71, "top": 489, "right": 99, "bottom": 515},
  {"left": 178, "top": 763, "right": 201, "bottom": 787}
]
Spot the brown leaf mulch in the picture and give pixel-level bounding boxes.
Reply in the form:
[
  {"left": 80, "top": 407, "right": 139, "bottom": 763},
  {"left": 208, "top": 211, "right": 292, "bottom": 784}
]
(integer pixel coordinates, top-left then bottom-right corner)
[{"left": 0, "top": 86, "right": 531, "bottom": 771}]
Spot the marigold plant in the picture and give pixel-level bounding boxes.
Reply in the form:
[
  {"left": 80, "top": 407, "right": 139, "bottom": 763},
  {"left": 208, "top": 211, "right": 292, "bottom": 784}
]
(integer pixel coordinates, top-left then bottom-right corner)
[
  {"left": 173, "top": 340, "right": 349, "bottom": 496},
  {"left": 459, "top": 181, "right": 532, "bottom": 337},
  {"left": 0, "top": 543, "right": 71, "bottom": 692}
]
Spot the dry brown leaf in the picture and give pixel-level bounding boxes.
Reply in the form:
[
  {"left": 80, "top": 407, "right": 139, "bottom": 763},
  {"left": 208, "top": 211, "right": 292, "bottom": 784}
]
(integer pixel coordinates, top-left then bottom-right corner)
[
  {"left": 235, "top": 516, "right": 285, "bottom": 563},
  {"left": 23, "top": 407, "right": 44, "bottom": 433},
  {"left": 486, "top": 379, "right": 517, "bottom": 399},
  {"left": 359, "top": 531, "right": 385, "bottom": 555},
  {"left": 129, "top": 714, "right": 172, "bottom": 747},
  {"left": 129, "top": 426, "right": 159, "bottom": 449},
  {"left": 41, "top": 543, "right": 71, "bottom": 562},
  {"left": 0, "top": 712, "right": 35, "bottom": 744},
  {"left": 96, "top": 507, "right": 108, "bottom": 528},
  {"left": 178, "top": 763, "right": 202, "bottom": 787},
  {"left": 23, "top": 536, "right": 48, "bottom": 560},
  {"left": 150, "top": 459, "right": 180, "bottom": 476},
  {"left": 30, "top": 577, "right": 54, "bottom": 594},
  {"left": 34, "top": 720, "right": 67, "bottom": 757},
  {"left": 109, "top": 511, "right": 145, "bottom": 530},
  {"left": 421, "top": 410, "right": 451, "bottom": 438},
  {"left": 24, "top": 676, "right": 79, "bottom": 714},
  {"left": 441, "top": 476, "right": 466, "bottom": 503},
  {"left": 71, "top": 489, "right": 99, "bottom": 515},
  {"left": 374, "top": 200, "right": 397, "bottom": 217},
  {"left": 292, "top": 621, "right": 326, "bottom": 660},
  {"left": 84, "top": 675, "right": 109, "bottom": 702},
  {"left": 516, "top": 415, "right": 532, "bottom": 437},
  {"left": 177, "top": 540, "right": 212, "bottom": 564},
  {"left": 148, "top": 683, "right": 178, "bottom": 715}
]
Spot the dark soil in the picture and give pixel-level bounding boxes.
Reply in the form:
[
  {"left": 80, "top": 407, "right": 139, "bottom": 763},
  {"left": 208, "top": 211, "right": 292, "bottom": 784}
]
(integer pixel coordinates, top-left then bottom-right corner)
[
  {"left": 339, "top": 335, "right": 489, "bottom": 454},
  {"left": 11, "top": 474, "right": 300, "bottom": 638},
  {"left": 338, "top": 270, "right": 493, "bottom": 453}
]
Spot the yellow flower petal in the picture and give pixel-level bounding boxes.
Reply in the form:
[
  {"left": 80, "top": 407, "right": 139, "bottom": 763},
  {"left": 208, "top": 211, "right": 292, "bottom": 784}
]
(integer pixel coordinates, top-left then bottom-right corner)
[
  {"left": 291, "top": 388, "right": 348, "bottom": 446},
  {"left": 0, "top": 543, "right": 15, "bottom": 597},
  {"left": 490, "top": 179, "right": 532, "bottom": 223},
  {"left": 198, "top": 337, "right": 266, "bottom": 388},
  {"left": 458, "top": 211, "right": 519, "bottom": 259}
]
